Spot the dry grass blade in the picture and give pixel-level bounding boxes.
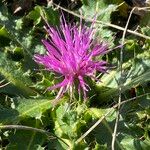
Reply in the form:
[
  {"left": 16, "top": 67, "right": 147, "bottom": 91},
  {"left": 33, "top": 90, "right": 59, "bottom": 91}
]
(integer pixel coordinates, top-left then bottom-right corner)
[
  {"left": 0, "top": 125, "right": 70, "bottom": 147},
  {"left": 0, "top": 79, "right": 10, "bottom": 88},
  {"left": 52, "top": 2, "right": 150, "bottom": 40},
  {"left": 75, "top": 108, "right": 114, "bottom": 144},
  {"left": 111, "top": 7, "right": 136, "bottom": 150},
  {"left": 75, "top": 93, "right": 149, "bottom": 144}
]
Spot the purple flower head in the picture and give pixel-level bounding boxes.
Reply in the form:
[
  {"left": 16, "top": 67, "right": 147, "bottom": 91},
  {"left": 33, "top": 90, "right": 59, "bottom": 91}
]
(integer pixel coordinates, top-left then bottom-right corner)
[{"left": 34, "top": 16, "right": 108, "bottom": 100}]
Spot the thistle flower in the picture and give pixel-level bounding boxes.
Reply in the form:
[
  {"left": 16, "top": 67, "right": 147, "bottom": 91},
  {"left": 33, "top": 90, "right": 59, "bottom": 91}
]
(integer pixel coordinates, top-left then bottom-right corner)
[{"left": 34, "top": 16, "right": 108, "bottom": 100}]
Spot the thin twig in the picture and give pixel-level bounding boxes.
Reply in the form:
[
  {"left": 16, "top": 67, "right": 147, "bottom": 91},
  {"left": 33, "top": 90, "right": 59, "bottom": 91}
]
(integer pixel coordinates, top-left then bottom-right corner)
[
  {"left": 111, "top": 7, "right": 136, "bottom": 150},
  {"left": 0, "top": 79, "right": 10, "bottom": 88},
  {"left": 75, "top": 92, "right": 150, "bottom": 144},
  {"left": 75, "top": 108, "right": 114, "bottom": 144},
  {"left": 52, "top": 3, "right": 150, "bottom": 40},
  {"left": 0, "top": 125, "right": 69, "bottom": 148}
]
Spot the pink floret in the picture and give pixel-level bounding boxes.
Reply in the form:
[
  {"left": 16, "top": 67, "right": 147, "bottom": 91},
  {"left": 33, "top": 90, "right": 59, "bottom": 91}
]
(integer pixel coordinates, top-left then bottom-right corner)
[{"left": 34, "top": 16, "right": 108, "bottom": 100}]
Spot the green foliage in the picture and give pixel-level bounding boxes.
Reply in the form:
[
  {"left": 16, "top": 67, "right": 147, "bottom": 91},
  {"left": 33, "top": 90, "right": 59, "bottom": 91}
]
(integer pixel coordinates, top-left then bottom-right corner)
[
  {"left": 81, "top": 0, "right": 117, "bottom": 43},
  {"left": 0, "top": 53, "right": 36, "bottom": 97},
  {"left": 0, "top": 26, "right": 11, "bottom": 47},
  {"left": 0, "top": 98, "right": 53, "bottom": 124},
  {"left": 0, "top": 104, "right": 19, "bottom": 125},
  {"left": 96, "top": 57, "right": 150, "bottom": 100},
  {"left": 16, "top": 98, "right": 53, "bottom": 119},
  {"left": 0, "top": 0, "right": 150, "bottom": 149},
  {"left": 6, "top": 119, "right": 47, "bottom": 150}
]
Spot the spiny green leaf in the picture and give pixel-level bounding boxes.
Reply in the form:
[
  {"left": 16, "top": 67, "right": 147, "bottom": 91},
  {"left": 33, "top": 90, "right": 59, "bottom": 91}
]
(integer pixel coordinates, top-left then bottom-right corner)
[
  {"left": 6, "top": 119, "right": 46, "bottom": 150},
  {"left": 0, "top": 105, "right": 19, "bottom": 125},
  {"left": 0, "top": 53, "right": 36, "bottom": 96},
  {"left": 27, "top": 6, "right": 42, "bottom": 25},
  {"left": 0, "top": 97, "right": 55, "bottom": 125},
  {"left": 16, "top": 98, "right": 53, "bottom": 119},
  {"left": 97, "top": 58, "right": 150, "bottom": 100},
  {"left": 27, "top": 5, "right": 59, "bottom": 26},
  {"left": 52, "top": 103, "right": 89, "bottom": 148},
  {"left": 120, "top": 135, "right": 150, "bottom": 150},
  {"left": 80, "top": 0, "right": 117, "bottom": 43},
  {"left": 0, "top": 26, "right": 11, "bottom": 46},
  {"left": 87, "top": 108, "right": 116, "bottom": 122},
  {"left": 81, "top": 0, "right": 115, "bottom": 19}
]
